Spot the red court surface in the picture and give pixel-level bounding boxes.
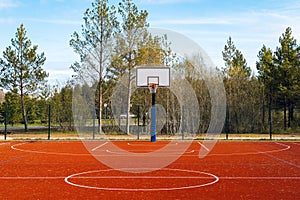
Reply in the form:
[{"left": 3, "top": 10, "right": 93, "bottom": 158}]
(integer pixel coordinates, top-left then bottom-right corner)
[{"left": 0, "top": 140, "right": 299, "bottom": 199}]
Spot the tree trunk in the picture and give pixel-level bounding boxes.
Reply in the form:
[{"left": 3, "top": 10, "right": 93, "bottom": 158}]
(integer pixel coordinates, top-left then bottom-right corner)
[
  {"left": 262, "top": 86, "right": 266, "bottom": 132},
  {"left": 98, "top": 75, "right": 103, "bottom": 134},
  {"left": 126, "top": 69, "right": 132, "bottom": 134},
  {"left": 288, "top": 101, "right": 293, "bottom": 128},
  {"left": 171, "top": 92, "right": 176, "bottom": 134},
  {"left": 98, "top": 17, "right": 104, "bottom": 134},
  {"left": 98, "top": 48, "right": 103, "bottom": 134},
  {"left": 166, "top": 90, "right": 169, "bottom": 134},
  {"left": 20, "top": 89, "right": 28, "bottom": 132},
  {"left": 283, "top": 97, "right": 287, "bottom": 130}
]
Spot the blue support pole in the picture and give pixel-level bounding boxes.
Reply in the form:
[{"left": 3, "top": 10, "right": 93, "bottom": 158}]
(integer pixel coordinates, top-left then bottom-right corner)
[{"left": 150, "top": 91, "right": 156, "bottom": 142}]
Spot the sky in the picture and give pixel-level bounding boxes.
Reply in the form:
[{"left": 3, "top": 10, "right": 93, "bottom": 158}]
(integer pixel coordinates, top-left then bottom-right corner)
[{"left": 0, "top": 0, "right": 300, "bottom": 84}]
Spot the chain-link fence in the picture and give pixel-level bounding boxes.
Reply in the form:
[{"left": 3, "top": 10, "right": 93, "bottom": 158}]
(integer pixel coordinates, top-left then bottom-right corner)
[{"left": 0, "top": 103, "right": 299, "bottom": 140}]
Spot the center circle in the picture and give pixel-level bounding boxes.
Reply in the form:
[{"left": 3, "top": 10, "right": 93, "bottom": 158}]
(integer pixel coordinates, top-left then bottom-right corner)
[{"left": 64, "top": 168, "right": 219, "bottom": 191}]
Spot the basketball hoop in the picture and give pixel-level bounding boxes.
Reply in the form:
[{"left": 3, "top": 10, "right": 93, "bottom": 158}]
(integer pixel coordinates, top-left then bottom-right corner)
[
  {"left": 135, "top": 66, "right": 170, "bottom": 142},
  {"left": 149, "top": 83, "right": 158, "bottom": 94}
]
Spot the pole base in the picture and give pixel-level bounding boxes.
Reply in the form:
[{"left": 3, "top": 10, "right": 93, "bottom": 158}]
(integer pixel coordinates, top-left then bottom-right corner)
[{"left": 151, "top": 135, "right": 156, "bottom": 142}]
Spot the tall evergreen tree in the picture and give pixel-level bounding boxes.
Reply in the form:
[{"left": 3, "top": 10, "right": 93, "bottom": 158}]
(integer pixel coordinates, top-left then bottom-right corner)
[
  {"left": 222, "top": 37, "right": 255, "bottom": 132},
  {"left": 273, "top": 27, "right": 300, "bottom": 128},
  {"left": 0, "top": 24, "right": 48, "bottom": 131},
  {"left": 222, "top": 37, "right": 251, "bottom": 79},
  {"left": 257, "top": 45, "right": 277, "bottom": 131}
]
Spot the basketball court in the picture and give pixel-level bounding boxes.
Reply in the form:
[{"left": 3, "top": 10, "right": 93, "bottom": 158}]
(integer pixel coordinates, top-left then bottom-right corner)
[{"left": 0, "top": 140, "right": 299, "bottom": 199}]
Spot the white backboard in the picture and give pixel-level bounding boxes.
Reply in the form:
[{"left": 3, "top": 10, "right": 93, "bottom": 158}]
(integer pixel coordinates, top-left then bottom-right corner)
[{"left": 136, "top": 66, "right": 170, "bottom": 87}]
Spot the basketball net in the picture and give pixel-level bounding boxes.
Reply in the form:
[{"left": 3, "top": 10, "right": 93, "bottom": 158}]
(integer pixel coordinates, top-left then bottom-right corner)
[{"left": 149, "top": 83, "right": 158, "bottom": 94}]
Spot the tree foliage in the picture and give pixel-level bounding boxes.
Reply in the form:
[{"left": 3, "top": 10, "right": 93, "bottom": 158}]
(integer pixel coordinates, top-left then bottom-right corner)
[
  {"left": 0, "top": 24, "right": 48, "bottom": 131},
  {"left": 70, "top": 0, "right": 118, "bottom": 133},
  {"left": 257, "top": 27, "right": 300, "bottom": 129}
]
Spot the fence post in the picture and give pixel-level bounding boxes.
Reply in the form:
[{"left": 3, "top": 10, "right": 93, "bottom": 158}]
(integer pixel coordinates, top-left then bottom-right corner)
[{"left": 48, "top": 104, "right": 51, "bottom": 140}]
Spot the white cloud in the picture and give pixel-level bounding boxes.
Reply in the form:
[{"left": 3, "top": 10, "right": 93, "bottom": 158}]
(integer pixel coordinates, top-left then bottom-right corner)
[{"left": 0, "top": 0, "right": 20, "bottom": 9}]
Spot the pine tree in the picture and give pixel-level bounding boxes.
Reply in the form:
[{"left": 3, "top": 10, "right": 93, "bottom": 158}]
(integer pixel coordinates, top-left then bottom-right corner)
[
  {"left": 0, "top": 24, "right": 48, "bottom": 131},
  {"left": 257, "top": 45, "right": 277, "bottom": 131},
  {"left": 222, "top": 37, "right": 254, "bottom": 132},
  {"left": 274, "top": 27, "right": 300, "bottom": 129}
]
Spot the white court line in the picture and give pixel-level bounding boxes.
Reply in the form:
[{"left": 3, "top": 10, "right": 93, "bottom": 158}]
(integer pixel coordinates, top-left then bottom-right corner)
[
  {"left": 208, "top": 142, "right": 290, "bottom": 156},
  {"left": 105, "top": 149, "right": 195, "bottom": 155},
  {"left": 127, "top": 142, "right": 178, "bottom": 146},
  {"left": 11, "top": 142, "right": 193, "bottom": 157},
  {"left": 274, "top": 142, "right": 291, "bottom": 149},
  {"left": 198, "top": 142, "right": 209, "bottom": 151},
  {"left": 0, "top": 142, "right": 10, "bottom": 146},
  {"left": 91, "top": 142, "right": 108, "bottom": 151},
  {"left": 64, "top": 168, "right": 219, "bottom": 191},
  {"left": 257, "top": 143, "right": 299, "bottom": 169},
  {"left": 220, "top": 176, "right": 300, "bottom": 180},
  {"left": 11, "top": 142, "right": 91, "bottom": 156},
  {"left": 292, "top": 142, "right": 300, "bottom": 146},
  {"left": 0, "top": 176, "right": 299, "bottom": 180},
  {"left": 0, "top": 177, "right": 64, "bottom": 180}
]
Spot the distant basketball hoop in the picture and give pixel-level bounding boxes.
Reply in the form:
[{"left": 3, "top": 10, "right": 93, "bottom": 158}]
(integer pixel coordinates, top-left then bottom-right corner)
[
  {"left": 136, "top": 66, "right": 170, "bottom": 142},
  {"left": 148, "top": 83, "right": 158, "bottom": 94}
]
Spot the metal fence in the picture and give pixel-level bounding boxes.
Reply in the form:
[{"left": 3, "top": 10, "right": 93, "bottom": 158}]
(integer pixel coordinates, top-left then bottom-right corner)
[{"left": 0, "top": 103, "right": 299, "bottom": 140}]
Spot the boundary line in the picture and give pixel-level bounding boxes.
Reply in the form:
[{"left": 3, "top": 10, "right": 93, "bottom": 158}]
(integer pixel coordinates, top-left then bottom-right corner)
[
  {"left": 208, "top": 142, "right": 290, "bottom": 156},
  {"left": 64, "top": 168, "right": 219, "bottom": 191},
  {"left": 198, "top": 142, "right": 209, "bottom": 151},
  {"left": 257, "top": 150, "right": 300, "bottom": 169},
  {"left": 0, "top": 176, "right": 299, "bottom": 180},
  {"left": 91, "top": 142, "right": 108, "bottom": 151}
]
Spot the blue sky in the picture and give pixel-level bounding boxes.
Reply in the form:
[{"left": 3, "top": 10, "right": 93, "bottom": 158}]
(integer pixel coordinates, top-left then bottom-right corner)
[{"left": 0, "top": 0, "right": 299, "bottom": 84}]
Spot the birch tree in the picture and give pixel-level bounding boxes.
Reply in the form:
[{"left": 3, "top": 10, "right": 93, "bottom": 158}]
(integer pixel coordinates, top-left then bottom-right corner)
[
  {"left": 70, "top": 0, "right": 118, "bottom": 133},
  {"left": 114, "top": 0, "right": 149, "bottom": 134}
]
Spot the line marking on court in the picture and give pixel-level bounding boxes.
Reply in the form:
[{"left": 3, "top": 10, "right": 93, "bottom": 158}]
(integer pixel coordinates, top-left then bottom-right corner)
[
  {"left": 208, "top": 142, "right": 291, "bottom": 156},
  {"left": 257, "top": 143, "right": 299, "bottom": 169},
  {"left": 91, "top": 142, "right": 108, "bottom": 151},
  {"left": 105, "top": 149, "right": 195, "bottom": 155},
  {"left": 127, "top": 142, "right": 178, "bottom": 146},
  {"left": 11, "top": 142, "right": 91, "bottom": 156},
  {"left": 0, "top": 176, "right": 299, "bottom": 180},
  {"left": 198, "top": 142, "right": 209, "bottom": 151},
  {"left": 292, "top": 142, "right": 300, "bottom": 146},
  {"left": 220, "top": 177, "right": 300, "bottom": 180},
  {"left": 274, "top": 142, "right": 291, "bottom": 150},
  {"left": 64, "top": 168, "right": 219, "bottom": 191},
  {"left": 0, "top": 142, "right": 10, "bottom": 146},
  {"left": 258, "top": 152, "right": 300, "bottom": 168},
  {"left": 0, "top": 177, "right": 65, "bottom": 180}
]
